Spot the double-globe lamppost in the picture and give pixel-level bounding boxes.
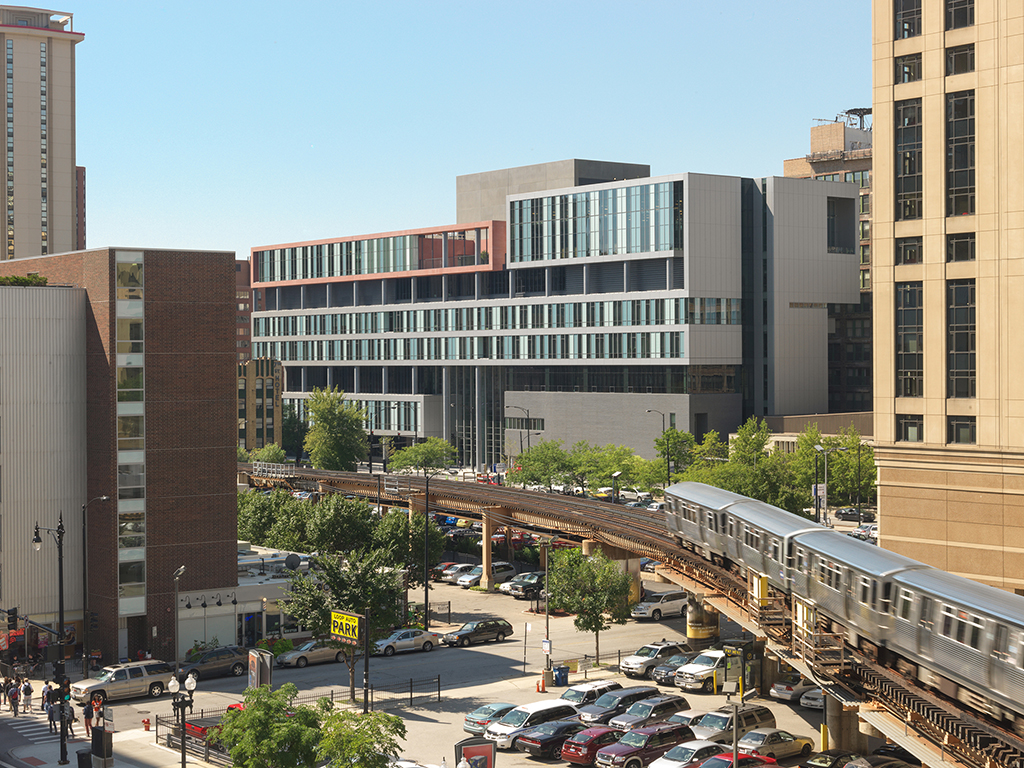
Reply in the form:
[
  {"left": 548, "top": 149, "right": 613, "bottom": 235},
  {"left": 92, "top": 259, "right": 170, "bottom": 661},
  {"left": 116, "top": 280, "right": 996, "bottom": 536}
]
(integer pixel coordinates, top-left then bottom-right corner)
[
  {"left": 81, "top": 494, "right": 109, "bottom": 679},
  {"left": 168, "top": 673, "right": 196, "bottom": 768},
  {"left": 505, "top": 404, "right": 532, "bottom": 451},
  {"left": 33, "top": 514, "right": 69, "bottom": 765},
  {"left": 645, "top": 409, "right": 670, "bottom": 489},
  {"left": 172, "top": 566, "right": 186, "bottom": 678},
  {"left": 813, "top": 444, "right": 848, "bottom": 526}
]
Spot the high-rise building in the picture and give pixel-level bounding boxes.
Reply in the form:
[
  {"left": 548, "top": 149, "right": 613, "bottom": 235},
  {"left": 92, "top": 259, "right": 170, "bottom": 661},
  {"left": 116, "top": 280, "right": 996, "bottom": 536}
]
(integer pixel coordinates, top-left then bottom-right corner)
[
  {"left": 236, "top": 260, "right": 252, "bottom": 360},
  {"left": 784, "top": 114, "right": 874, "bottom": 413},
  {"left": 872, "top": 0, "right": 1024, "bottom": 592},
  {"left": 0, "top": 6, "right": 84, "bottom": 260}
]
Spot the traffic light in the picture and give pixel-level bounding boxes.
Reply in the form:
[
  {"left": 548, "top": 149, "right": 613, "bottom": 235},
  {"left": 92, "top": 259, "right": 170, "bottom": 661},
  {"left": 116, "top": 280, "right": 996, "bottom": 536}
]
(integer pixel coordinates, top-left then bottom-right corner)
[
  {"left": 61, "top": 677, "right": 72, "bottom": 701},
  {"left": 7, "top": 607, "right": 16, "bottom": 632}
]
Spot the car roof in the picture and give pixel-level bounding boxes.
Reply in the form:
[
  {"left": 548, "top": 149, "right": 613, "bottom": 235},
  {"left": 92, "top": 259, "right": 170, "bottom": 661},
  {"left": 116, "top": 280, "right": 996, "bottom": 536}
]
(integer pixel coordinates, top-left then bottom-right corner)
[{"left": 632, "top": 721, "right": 688, "bottom": 734}]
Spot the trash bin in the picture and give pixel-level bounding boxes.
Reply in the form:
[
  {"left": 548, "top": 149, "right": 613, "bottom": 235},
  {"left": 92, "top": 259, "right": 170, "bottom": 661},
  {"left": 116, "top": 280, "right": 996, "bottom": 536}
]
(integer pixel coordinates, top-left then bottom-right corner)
[
  {"left": 76, "top": 749, "right": 91, "bottom": 768},
  {"left": 553, "top": 665, "right": 569, "bottom": 686}
]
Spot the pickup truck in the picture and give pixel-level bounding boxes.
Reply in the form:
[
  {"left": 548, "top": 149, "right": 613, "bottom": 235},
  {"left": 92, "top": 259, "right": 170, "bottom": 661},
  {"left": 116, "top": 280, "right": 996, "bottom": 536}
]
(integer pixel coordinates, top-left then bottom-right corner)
[
  {"left": 508, "top": 572, "right": 544, "bottom": 600},
  {"left": 674, "top": 649, "right": 743, "bottom": 693}
]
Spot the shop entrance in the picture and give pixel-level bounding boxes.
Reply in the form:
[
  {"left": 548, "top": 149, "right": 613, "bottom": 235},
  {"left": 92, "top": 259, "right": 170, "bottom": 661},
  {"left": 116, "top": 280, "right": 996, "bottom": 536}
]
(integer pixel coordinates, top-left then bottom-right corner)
[{"left": 237, "top": 612, "right": 263, "bottom": 647}]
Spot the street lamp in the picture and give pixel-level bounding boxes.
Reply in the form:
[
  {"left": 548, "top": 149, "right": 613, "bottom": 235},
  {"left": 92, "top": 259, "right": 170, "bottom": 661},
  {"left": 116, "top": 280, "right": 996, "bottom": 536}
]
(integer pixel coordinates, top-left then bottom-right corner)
[
  {"left": 421, "top": 467, "right": 446, "bottom": 631},
  {"left": 611, "top": 470, "right": 622, "bottom": 504},
  {"left": 645, "top": 409, "right": 669, "bottom": 489},
  {"left": 814, "top": 444, "right": 848, "bottom": 526},
  {"left": 33, "top": 514, "right": 69, "bottom": 765},
  {"left": 172, "top": 566, "right": 186, "bottom": 678},
  {"left": 81, "top": 494, "right": 109, "bottom": 680},
  {"left": 539, "top": 536, "right": 560, "bottom": 671},
  {"left": 505, "top": 405, "right": 532, "bottom": 450},
  {"left": 168, "top": 674, "right": 197, "bottom": 768}
]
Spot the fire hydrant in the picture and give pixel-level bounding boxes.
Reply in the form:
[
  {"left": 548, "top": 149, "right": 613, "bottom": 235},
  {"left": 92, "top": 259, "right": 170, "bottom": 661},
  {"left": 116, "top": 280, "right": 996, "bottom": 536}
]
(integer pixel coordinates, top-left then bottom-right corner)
[{"left": 142, "top": 718, "right": 150, "bottom": 731}]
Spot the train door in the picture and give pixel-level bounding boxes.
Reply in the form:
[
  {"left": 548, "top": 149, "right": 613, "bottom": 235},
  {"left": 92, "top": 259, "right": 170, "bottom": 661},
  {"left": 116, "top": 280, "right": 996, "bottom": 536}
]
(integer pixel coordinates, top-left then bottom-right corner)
[
  {"left": 917, "top": 595, "right": 934, "bottom": 658},
  {"left": 989, "top": 623, "right": 1009, "bottom": 689}
]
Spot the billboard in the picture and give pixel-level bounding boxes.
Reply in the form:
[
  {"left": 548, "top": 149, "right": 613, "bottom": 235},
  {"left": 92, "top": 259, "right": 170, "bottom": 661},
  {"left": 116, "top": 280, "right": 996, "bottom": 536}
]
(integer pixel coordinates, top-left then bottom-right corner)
[{"left": 330, "top": 610, "right": 362, "bottom": 646}]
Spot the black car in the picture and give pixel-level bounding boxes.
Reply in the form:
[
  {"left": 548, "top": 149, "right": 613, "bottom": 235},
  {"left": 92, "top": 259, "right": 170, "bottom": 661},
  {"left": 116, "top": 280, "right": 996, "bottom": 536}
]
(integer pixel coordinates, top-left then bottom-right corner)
[
  {"left": 871, "top": 745, "right": 921, "bottom": 767},
  {"left": 178, "top": 646, "right": 247, "bottom": 681},
  {"left": 578, "top": 686, "right": 658, "bottom": 725},
  {"left": 801, "top": 750, "right": 862, "bottom": 768},
  {"left": 443, "top": 618, "right": 514, "bottom": 647},
  {"left": 835, "top": 508, "right": 876, "bottom": 522},
  {"left": 651, "top": 653, "right": 700, "bottom": 685},
  {"left": 516, "top": 718, "right": 588, "bottom": 759},
  {"left": 509, "top": 572, "right": 545, "bottom": 600}
]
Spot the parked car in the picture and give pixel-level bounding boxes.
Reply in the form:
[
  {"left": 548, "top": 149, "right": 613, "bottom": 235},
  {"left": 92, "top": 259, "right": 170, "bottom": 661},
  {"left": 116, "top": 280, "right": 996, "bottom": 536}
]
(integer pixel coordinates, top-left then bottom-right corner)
[
  {"left": 651, "top": 653, "right": 700, "bottom": 686},
  {"left": 801, "top": 750, "right": 862, "bottom": 768},
  {"left": 621, "top": 640, "right": 690, "bottom": 678},
  {"left": 443, "top": 618, "right": 514, "bottom": 647},
  {"left": 594, "top": 721, "right": 694, "bottom": 768},
  {"left": 464, "top": 702, "right": 517, "bottom": 735},
  {"left": 649, "top": 741, "right": 729, "bottom": 768},
  {"left": 871, "top": 745, "right": 921, "bottom": 767},
  {"left": 509, "top": 572, "right": 546, "bottom": 600},
  {"left": 667, "top": 710, "right": 708, "bottom": 728},
  {"left": 739, "top": 729, "right": 814, "bottom": 760},
  {"left": 579, "top": 686, "right": 659, "bottom": 725},
  {"left": 71, "top": 660, "right": 174, "bottom": 703},
  {"left": 441, "top": 563, "right": 475, "bottom": 583},
  {"left": 800, "top": 689, "right": 824, "bottom": 709},
  {"left": 561, "top": 680, "right": 624, "bottom": 707},
  {"left": 769, "top": 673, "right": 817, "bottom": 701},
  {"left": 499, "top": 571, "right": 541, "bottom": 595},
  {"left": 835, "top": 508, "right": 876, "bottom": 522},
  {"left": 457, "top": 561, "right": 517, "bottom": 588},
  {"left": 374, "top": 628, "right": 443, "bottom": 656},
  {"left": 275, "top": 640, "right": 344, "bottom": 668},
  {"left": 431, "top": 561, "right": 458, "bottom": 581},
  {"left": 484, "top": 700, "right": 580, "bottom": 749},
  {"left": 608, "top": 694, "right": 691, "bottom": 731},
  {"left": 631, "top": 590, "right": 689, "bottom": 621},
  {"left": 689, "top": 704, "right": 776, "bottom": 744},
  {"left": 844, "top": 757, "right": 917, "bottom": 768},
  {"left": 179, "top": 646, "right": 247, "bottom": 681},
  {"left": 563, "top": 726, "right": 625, "bottom": 766},
  {"left": 697, "top": 753, "right": 778, "bottom": 768},
  {"left": 516, "top": 717, "right": 589, "bottom": 759}
]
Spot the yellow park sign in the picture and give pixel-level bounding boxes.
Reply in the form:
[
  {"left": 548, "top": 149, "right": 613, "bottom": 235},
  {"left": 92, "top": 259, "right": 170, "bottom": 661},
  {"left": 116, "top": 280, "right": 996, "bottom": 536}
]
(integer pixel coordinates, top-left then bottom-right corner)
[{"left": 330, "top": 610, "right": 362, "bottom": 646}]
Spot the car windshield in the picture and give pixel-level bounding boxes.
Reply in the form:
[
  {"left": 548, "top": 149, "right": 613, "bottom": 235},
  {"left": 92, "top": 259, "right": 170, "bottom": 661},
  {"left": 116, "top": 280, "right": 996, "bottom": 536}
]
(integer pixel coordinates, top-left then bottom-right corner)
[
  {"left": 468, "top": 566, "right": 483, "bottom": 576},
  {"left": 93, "top": 668, "right": 115, "bottom": 683},
  {"left": 619, "top": 731, "right": 649, "bottom": 748},
  {"left": 634, "top": 645, "right": 660, "bottom": 658},
  {"left": 562, "top": 689, "right": 588, "bottom": 704},
  {"left": 664, "top": 655, "right": 689, "bottom": 666},
  {"left": 530, "top": 722, "right": 562, "bottom": 736},
  {"left": 807, "top": 755, "right": 844, "bottom": 768},
  {"left": 567, "top": 730, "right": 602, "bottom": 745},
  {"left": 499, "top": 709, "right": 529, "bottom": 727},
  {"left": 699, "top": 713, "right": 730, "bottom": 730},
  {"left": 778, "top": 674, "right": 802, "bottom": 685},
  {"left": 460, "top": 622, "right": 479, "bottom": 631},
  {"left": 594, "top": 692, "right": 622, "bottom": 708},
  {"left": 295, "top": 641, "right": 316, "bottom": 652},
  {"left": 663, "top": 746, "right": 697, "bottom": 763},
  {"left": 741, "top": 732, "right": 767, "bottom": 745},
  {"left": 186, "top": 651, "right": 207, "bottom": 663},
  {"left": 691, "top": 654, "right": 719, "bottom": 667},
  {"left": 625, "top": 702, "right": 653, "bottom": 718},
  {"left": 702, "top": 758, "right": 735, "bottom": 768}
]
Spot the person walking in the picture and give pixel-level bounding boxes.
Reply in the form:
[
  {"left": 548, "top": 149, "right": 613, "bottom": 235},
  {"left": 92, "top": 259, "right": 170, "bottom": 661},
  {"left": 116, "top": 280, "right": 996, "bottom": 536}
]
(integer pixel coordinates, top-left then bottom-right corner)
[
  {"left": 48, "top": 699, "right": 59, "bottom": 733},
  {"left": 80, "top": 700, "right": 93, "bottom": 737},
  {"left": 1, "top": 676, "right": 8, "bottom": 709},
  {"left": 20, "top": 678, "right": 32, "bottom": 713},
  {"left": 40, "top": 681, "right": 50, "bottom": 713},
  {"left": 8, "top": 680, "right": 19, "bottom": 716},
  {"left": 64, "top": 702, "right": 76, "bottom": 737}
]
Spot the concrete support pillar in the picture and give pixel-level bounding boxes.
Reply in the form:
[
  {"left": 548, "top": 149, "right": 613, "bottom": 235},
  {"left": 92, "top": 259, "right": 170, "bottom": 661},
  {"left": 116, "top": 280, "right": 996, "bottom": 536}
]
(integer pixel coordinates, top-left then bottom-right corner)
[
  {"left": 825, "top": 696, "right": 866, "bottom": 752},
  {"left": 686, "top": 594, "right": 720, "bottom": 650},
  {"left": 480, "top": 511, "right": 495, "bottom": 590}
]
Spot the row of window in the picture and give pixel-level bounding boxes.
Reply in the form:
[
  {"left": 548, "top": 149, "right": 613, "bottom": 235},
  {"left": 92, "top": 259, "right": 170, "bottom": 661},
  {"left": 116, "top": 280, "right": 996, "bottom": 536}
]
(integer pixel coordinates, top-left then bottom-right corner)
[
  {"left": 895, "top": 279, "right": 975, "bottom": 399},
  {"left": 896, "top": 44, "right": 975, "bottom": 85},
  {"left": 895, "top": 233, "right": 976, "bottom": 264},
  {"left": 897, "top": 413, "right": 976, "bottom": 444},
  {"left": 895, "top": 0, "right": 973, "bottom": 39},
  {"left": 255, "top": 331, "right": 687, "bottom": 363},
  {"left": 815, "top": 171, "right": 870, "bottom": 188},
  {"left": 253, "top": 297, "right": 741, "bottom": 339}
]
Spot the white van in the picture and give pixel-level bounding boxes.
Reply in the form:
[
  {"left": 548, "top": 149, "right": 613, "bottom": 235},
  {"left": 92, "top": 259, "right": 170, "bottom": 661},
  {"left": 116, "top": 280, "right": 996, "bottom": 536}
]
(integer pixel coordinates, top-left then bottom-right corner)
[
  {"left": 631, "top": 589, "right": 689, "bottom": 621},
  {"left": 484, "top": 699, "right": 580, "bottom": 748}
]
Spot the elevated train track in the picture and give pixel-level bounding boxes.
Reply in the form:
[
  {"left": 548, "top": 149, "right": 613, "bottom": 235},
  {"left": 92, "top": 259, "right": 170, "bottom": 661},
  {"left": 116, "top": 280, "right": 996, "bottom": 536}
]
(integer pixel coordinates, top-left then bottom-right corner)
[{"left": 241, "top": 464, "right": 1024, "bottom": 768}]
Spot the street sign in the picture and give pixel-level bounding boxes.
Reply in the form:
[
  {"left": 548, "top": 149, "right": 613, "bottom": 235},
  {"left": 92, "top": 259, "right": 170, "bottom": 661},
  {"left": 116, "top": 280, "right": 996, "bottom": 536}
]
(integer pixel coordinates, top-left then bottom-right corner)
[
  {"left": 330, "top": 610, "right": 362, "bottom": 645},
  {"left": 577, "top": 658, "right": 593, "bottom": 672},
  {"left": 542, "top": 639, "right": 551, "bottom": 655},
  {"left": 0, "top": 633, "right": 7, "bottom": 651}
]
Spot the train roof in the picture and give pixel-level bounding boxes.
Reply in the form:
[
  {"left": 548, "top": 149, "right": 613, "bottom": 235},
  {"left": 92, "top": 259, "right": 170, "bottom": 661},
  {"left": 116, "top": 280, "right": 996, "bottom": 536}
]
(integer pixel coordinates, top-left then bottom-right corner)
[
  {"left": 794, "top": 529, "right": 927, "bottom": 576},
  {"left": 890, "top": 566, "right": 1024, "bottom": 624},
  {"left": 667, "top": 482, "right": 749, "bottom": 511},
  {"left": 723, "top": 500, "right": 819, "bottom": 537}
]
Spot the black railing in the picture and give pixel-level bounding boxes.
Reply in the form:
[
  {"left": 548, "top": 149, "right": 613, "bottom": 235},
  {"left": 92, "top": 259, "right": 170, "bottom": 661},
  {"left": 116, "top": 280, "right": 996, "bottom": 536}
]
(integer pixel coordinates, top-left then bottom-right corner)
[{"left": 369, "top": 675, "right": 441, "bottom": 711}]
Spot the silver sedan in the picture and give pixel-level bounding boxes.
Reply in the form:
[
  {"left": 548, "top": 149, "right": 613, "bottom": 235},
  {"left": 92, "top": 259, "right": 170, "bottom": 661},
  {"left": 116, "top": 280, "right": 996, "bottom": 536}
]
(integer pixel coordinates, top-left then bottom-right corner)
[
  {"left": 738, "top": 729, "right": 814, "bottom": 760},
  {"left": 374, "top": 629, "right": 443, "bottom": 656},
  {"left": 275, "top": 640, "right": 345, "bottom": 668}
]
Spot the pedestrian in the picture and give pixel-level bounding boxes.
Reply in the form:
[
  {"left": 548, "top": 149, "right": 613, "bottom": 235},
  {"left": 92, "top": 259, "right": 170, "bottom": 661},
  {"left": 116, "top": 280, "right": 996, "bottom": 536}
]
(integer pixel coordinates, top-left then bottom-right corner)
[
  {"left": 1, "top": 676, "right": 8, "bottom": 708},
  {"left": 40, "top": 681, "right": 50, "bottom": 713},
  {"left": 48, "top": 700, "right": 59, "bottom": 733},
  {"left": 21, "top": 678, "right": 32, "bottom": 713},
  {"left": 64, "top": 702, "right": 76, "bottom": 737},
  {"left": 8, "top": 681, "right": 19, "bottom": 716},
  {"left": 80, "top": 700, "right": 92, "bottom": 737}
]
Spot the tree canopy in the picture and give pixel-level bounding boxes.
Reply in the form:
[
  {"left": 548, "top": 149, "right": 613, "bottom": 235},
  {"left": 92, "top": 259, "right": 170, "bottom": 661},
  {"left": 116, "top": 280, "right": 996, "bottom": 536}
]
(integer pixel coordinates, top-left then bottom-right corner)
[
  {"left": 388, "top": 437, "right": 457, "bottom": 475},
  {"left": 303, "top": 387, "right": 367, "bottom": 471},
  {"left": 317, "top": 710, "right": 407, "bottom": 768},
  {"left": 249, "top": 442, "right": 287, "bottom": 464}
]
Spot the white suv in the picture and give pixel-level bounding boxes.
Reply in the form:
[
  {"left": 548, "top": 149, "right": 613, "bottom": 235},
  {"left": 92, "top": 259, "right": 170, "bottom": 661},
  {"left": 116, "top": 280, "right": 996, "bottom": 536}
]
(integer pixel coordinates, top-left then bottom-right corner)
[
  {"left": 631, "top": 589, "right": 689, "bottom": 621},
  {"left": 457, "top": 561, "right": 516, "bottom": 588}
]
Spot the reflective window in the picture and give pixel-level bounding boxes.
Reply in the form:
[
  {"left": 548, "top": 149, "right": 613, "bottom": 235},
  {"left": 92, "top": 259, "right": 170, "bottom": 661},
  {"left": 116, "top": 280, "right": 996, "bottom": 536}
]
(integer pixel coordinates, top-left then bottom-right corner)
[
  {"left": 896, "top": 54, "right": 922, "bottom": 83},
  {"left": 946, "top": 44, "right": 975, "bottom": 76},
  {"left": 896, "top": 99, "right": 923, "bottom": 220},
  {"left": 896, "top": 414, "right": 923, "bottom": 442},
  {"left": 895, "top": 237, "right": 923, "bottom": 265},
  {"left": 947, "top": 279, "right": 975, "bottom": 397},
  {"left": 947, "top": 415, "right": 976, "bottom": 444},
  {"left": 895, "top": 0, "right": 922, "bottom": 38},
  {"left": 947, "top": 232, "right": 975, "bottom": 262},
  {"left": 946, "top": 0, "right": 974, "bottom": 29},
  {"left": 896, "top": 282, "right": 924, "bottom": 397},
  {"left": 947, "top": 91, "right": 975, "bottom": 216}
]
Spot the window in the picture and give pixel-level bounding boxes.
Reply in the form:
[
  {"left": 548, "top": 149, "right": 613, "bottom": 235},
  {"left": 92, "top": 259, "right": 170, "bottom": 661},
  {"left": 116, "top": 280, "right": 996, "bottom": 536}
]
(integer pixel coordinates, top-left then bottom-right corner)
[
  {"left": 859, "top": 221, "right": 871, "bottom": 241},
  {"left": 939, "top": 604, "right": 983, "bottom": 647},
  {"left": 896, "top": 282, "right": 924, "bottom": 396},
  {"left": 896, "top": 53, "right": 922, "bottom": 83},
  {"left": 859, "top": 194, "right": 871, "bottom": 215},
  {"left": 947, "top": 91, "right": 975, "bottom": 216},
  {"left": 896, "top": 99, "right": 923, "bottom": 220},
  {"left": 860, "top": 244, "right": 871, "bottom": 265},
  {"left": 898, "top": 588, "right": 915, "bottom": 620},
  {"left": 897, "top": 414, "right": 924, "bottom": 442},
  {"left": 860, "top": 270, "right": 871, "bottom": 290},
  {"left": 948, "top": 415, "right": 976, "bottom": 444},
  {"left": 947, "top": 232, "right": 976, "bottom": 262},
  {"left": 946, "top": 44, "right": 975, "bottom": 75},
  {"left": 946, "top": 0, "right": 974, "bottom": 29},
  {"left": 947, "top": 279, "right": 976, "bottom": 397},
  {"left": 895, "top": 0, "right": 922, "bottom": 38},
  {"left": 895, "top": 236, "right": 923, "bottom": 265}
]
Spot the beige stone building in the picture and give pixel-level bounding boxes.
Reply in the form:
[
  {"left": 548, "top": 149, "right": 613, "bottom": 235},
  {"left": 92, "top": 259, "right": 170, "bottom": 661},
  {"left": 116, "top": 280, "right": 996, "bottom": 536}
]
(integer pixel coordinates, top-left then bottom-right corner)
[
  {"left": 238, "top": 358, "right": 283, "bottom": 451},
  {"left": 872, "top": 0, "right": 1024, "bottom": 592},
  {"left": 0, "top": 6, "right": 84, "bottom": 260}
]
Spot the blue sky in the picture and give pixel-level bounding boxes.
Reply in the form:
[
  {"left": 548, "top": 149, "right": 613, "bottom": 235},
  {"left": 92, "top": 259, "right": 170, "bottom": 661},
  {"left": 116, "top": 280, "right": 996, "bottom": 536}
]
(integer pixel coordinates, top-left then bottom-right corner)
[{"left": 74, "top": 1, "right": 871, "bottom": 262}]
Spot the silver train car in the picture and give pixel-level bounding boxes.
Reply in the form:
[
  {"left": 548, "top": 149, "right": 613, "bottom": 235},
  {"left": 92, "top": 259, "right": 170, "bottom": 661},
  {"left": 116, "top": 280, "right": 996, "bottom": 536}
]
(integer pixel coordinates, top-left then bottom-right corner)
[{"left": 664, "top": 481, "right": 1024, "bottom": 730}]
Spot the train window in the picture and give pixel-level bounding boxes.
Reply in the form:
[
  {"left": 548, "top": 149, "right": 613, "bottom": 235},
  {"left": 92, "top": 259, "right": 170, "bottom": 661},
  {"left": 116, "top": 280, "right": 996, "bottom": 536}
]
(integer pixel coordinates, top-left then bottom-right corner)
[
  {"left": 743, "top": 525, "right": 760, "bottom": 550},
  {"left": 898, "top": 588, "right": 914, "bottom": 620},
  {"left": 940, "top": 605, "right": 985, "bottom": 649},
  {"left": 769, "top": 539, "right": 781, "bottom": 562},
  {"left": 857, "top": 576, "right": 871, "bottom": 605},
  {"left": 994, "top": 625, "right": 1009, "bottom": 660},
  {"left": 728, "top": 517, "right": 735, "bottom": 537},
  {"left": 920, "top": 596, "right": 933, "bottom": 627},
  {"left": 706, "top": 512, "right": 717, "bottom": 532},
  {"left": 818, "top": 558, "right": 842, "bottom": 590}
]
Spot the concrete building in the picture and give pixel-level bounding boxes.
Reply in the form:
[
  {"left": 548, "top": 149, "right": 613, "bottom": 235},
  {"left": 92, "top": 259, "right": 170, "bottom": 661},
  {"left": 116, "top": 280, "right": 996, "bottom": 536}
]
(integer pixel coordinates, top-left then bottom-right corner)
[
  {"left": 784, "top": 114, "right": 874, "bottom": 413},
  {"left": 237, "top": 357, "right": 282, "bottom": 451},
  {"left": 0, "top": 7, "right": 84, "bottom": 260},
  {"left": 236, "top": 260, "right": 251, "bottom": 360},
  {"left": 0, "top": 247, "right": 237, "bottom": 662},
  {"left": 872, "top": 0, "right": 1024, "bottom": 592},
  {"left": 251, "top": 165, "right": 859, "bottom": 468}
]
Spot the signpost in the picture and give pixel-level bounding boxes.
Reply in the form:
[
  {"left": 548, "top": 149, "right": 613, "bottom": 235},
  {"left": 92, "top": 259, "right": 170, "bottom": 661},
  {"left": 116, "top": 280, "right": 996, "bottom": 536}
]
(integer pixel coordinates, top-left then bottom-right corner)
[{"left": 331, "top": 609, "right": 369, "bottom": 712}]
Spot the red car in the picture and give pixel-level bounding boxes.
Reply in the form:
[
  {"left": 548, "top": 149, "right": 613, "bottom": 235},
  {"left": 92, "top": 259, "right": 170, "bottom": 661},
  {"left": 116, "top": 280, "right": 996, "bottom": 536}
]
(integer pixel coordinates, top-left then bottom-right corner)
[
  {"left": 562, "top": 726, "right": 624, "bottom": 766},
  {"left": 698, "top": 753, "right": 778, "bottom": 768}
]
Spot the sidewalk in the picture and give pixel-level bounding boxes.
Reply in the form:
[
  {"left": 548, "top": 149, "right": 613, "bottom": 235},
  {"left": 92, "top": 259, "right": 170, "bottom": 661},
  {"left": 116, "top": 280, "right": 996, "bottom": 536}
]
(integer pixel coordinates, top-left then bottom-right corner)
[{"left": 4, "top": 725, "right": 205, "bottom": 768}]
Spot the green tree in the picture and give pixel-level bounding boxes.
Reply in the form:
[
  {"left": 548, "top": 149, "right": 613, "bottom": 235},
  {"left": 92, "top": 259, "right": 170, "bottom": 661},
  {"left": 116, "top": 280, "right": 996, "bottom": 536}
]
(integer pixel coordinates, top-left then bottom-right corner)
[
  {"left": 287, "top": 550, "right": 403, "bottom": 701},
  {"left": 506, "top": 439, "right": 571, "bottom": 490},
  {"left": 317, "top": 710, "right": 407, "bottom": 768},
  {"left": 547, "top": 548, "right": 635, "bottom": 663},
  {"left": 371, "top": 509, "right": 445, "bottom": 588},
  {"left": 389, "top": 437, "right": 457, "bottom": 476},
  {"left": 654, "top": 428, "right": 697, "bottom": 479},
  {"left": 249, "top": 442, "right": 287, "bottom": 464},
  {"left": 306, "top": 495, "right": 377, "bottom": 555},
  {"left": 731, "top": 417, "right": 771, "bottom": 467},
  {"left": 214, "top": 682, "right": 328, "bottom": 768},
  {"left": 238, "top": 488, "right": 293, "bottom": 546},
  {"left": 236, "top": 444, "right": 249, "bottom": 462},
  {"left": 304, "top": 387, "right": 367, "bottom": 471},
  {"left": 282, "top": 402, "right": 309, "bottom": 462}
]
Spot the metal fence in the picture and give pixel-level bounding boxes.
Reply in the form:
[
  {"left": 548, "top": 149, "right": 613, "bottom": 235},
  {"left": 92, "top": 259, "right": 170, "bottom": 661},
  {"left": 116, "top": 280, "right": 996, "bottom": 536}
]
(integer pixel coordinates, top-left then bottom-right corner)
[
  {"left": 408, "top": 600, "right": 451, "bottom": 626},
  {"left": 154, "top": 711, "right": 233, "bottom": 767},
  {"left": 369, "top": 675, "right": 441, "bottom": 711}
]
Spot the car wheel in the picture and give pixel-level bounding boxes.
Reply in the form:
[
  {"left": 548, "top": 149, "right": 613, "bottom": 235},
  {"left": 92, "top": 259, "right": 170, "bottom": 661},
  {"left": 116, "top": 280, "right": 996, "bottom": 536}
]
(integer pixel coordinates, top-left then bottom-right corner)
[
  {"left": 646, "top": 666, "right": 656, "bottom": 679},
  {"left": 459, "top": 637, "right": 469, "bottom": 647},
  {"left": 801, "top": 745, "right": 812, "bottom": 757},
  {"left": 335, "top": 652, "right": 344, "bottom": 663},
  {"left": 384, "top": 646, "right": 395, "bottom": 657},
  {"left": 231, "top": 663, "right": 245, "bottom": 676},
  {"left": 702, "top": 678, "right": 714, "bottom": 693},
  {"left": 626, "top": 760, "right": 643, "bottom": 768},
  {"left": 296, "top": 656, "right": 308, "bottom": 668},
  {"left": 91, "top": 691, "right": 107, "bottom": 704},
  {"left": 766, "top": 754, "right": 775, "bottom": 760},
  {"left": 652, "top": 609, "right": 662, "bottom": 621},
  {"left": 148, "top": 682, "right": 164, "bottom": 698},
  {"left": 496, "top": 632, "right": 506, "bottom": 642},
  {"left": 421, "top": 641, "right": 433, "bottom": 652},
  {"left": 552, "top": 744, "right": 563, "bottom": 759}
]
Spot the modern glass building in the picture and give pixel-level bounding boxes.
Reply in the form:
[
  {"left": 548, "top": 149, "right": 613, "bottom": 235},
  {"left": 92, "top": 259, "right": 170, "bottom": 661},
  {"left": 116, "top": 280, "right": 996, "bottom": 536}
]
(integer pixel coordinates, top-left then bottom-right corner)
[{"left": 251, "top": 165, "right": 859, "bottom": 469}]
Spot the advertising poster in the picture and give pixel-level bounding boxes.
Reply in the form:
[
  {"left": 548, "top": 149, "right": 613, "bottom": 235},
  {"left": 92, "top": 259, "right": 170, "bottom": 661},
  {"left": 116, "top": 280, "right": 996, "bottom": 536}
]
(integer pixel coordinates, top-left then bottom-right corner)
[{"left": 454, "top": 736, "right": 497, "bottom": 768}]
